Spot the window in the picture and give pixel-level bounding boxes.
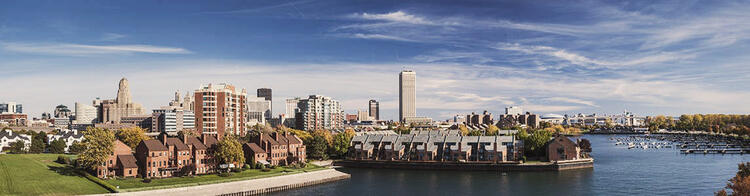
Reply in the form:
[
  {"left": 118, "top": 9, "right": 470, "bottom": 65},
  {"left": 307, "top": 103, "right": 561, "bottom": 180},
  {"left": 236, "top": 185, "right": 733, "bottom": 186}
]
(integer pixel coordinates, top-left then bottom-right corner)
[{"left": 129, "top": 170, "right": 132, "bottom": 175}]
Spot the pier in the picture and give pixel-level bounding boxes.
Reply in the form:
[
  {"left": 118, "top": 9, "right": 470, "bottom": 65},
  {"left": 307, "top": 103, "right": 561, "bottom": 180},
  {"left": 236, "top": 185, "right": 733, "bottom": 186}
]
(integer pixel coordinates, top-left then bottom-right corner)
[{"left": 609, "top": 133, "right": 750, "bottom": 155}]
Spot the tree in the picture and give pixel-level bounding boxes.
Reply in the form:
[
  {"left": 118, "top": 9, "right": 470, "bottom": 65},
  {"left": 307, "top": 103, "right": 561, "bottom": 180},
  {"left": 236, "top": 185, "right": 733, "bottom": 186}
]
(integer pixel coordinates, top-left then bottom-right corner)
[
  {"left": 29, "top": 131, "right": 47, "bottom": 153},
  {"left": 78, "top": 127, "right": 115, "bottom": 170},
  {"left": 49, "top": 139, "right": 67, "bottom": 154},
  {"left": 395, "top": 125, "right": 410, "bottom": 134},
  {"left": 214, "top": 134, "right": 244, "bottom": 166},
  {"left": 117, "top": 127, "right": 149, "bottom": 149},
  {"left": 68, "top": 141, "right": 85, "bottom": 154},
  {"left": 717, "top": 162, "right": 750, "bottom": 195},
  {"left": 468, "top": 130, "right": 482, "bottom": 136},
  {"left": 459, "top": 124, "right": 469, "bottom": 136},
  {"left": 307, "top": 134, "right": 329, "bottom": 160},
  {"left": 578, "top": 139, "right": 592, "bottom": 153},
  {"left": 330, "top": 130, "right": 355, "bottom": 158},
  {"left": 486, "top": 125, "right": 500, "bottom": 136},
  {"left": 8, "top": 141, "right": 26, "bottom": 154},
  {"left": 523, "top": 130, "right": 553, "bottom": 157}
]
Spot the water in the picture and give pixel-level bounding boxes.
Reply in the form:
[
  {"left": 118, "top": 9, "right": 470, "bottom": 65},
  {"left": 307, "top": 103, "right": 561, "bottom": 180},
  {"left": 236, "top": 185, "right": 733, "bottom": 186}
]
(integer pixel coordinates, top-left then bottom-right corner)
[{"left": 271, "top": 135, "right": 750, "bottom": 195}]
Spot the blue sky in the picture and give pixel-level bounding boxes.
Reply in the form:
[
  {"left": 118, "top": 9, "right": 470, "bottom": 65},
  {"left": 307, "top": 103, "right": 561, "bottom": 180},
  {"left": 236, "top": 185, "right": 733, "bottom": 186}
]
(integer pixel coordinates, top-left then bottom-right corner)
[{"left": 1, "top": 0, "right": 750, "bottom": 120}]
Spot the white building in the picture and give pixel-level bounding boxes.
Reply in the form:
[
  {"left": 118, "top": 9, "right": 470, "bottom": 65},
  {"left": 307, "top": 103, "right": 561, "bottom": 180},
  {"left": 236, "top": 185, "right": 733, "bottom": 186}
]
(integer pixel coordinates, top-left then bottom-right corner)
[
  {"left": 0, "top": 102, "right": 22, "bottom": 114},
  {"left": 399, "top": 70, "right": 416, "bottom": 122},
  {"left": 505, "top": 106, "right": 523, "bottom": 115},
  {"left": 296, "top": 95, "right": 344, "bottom": 131},
  {"left": 285, "top": 97, "right": 301, "bottom": 118},
  {"left": 540, "top": 114, "right": 565, "bottom": 124},
  {"left": 152, "top": 107, "right": 195, "bottom": 136},
  {"left": 248, "top": 97, "right": 271, "bottom": 124},
  {"left": 357, "top": 109, "right": 370, "bottom": 121},
  {"left": 0, "top": 129, "right": 31, "bottom": 151},
  {"left": 73, "top": 102, "right": 98, "bottom": 124},
  {"left": 47, "top": 129, "right": 84, "bottom": 153}
]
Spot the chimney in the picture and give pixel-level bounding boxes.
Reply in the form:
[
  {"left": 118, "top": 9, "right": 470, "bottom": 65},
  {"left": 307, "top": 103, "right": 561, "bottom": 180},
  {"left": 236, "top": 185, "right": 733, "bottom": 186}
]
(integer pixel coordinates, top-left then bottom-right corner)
[
  {"left": 259, "top": 132, "right": 263, "bottom": 143},
  {"left": 202, "top": 134, "right": 207, "bottom": 144},
  {"left": 274, "top": 132, "right": 280, "bottom": 141},
  {"left": 182, "top": 132, "right": 188, "bottom": 143},
  {"left": 161, "top": 133, "right": 167, "bottom": 145}
]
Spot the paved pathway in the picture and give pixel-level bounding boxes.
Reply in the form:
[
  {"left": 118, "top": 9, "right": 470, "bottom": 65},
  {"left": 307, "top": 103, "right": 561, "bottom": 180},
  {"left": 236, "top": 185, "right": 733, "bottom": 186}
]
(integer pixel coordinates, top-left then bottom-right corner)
[{"left": 93, "top": 169, "right": 349, "bottom": 196}]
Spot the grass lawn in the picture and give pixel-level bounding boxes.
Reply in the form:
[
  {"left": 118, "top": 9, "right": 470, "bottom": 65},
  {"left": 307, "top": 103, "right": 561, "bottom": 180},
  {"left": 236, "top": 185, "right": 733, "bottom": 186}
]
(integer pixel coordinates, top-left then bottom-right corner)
[
  {"left": 0, "top": 154, "right": 110, "bottom": 196},
  {"left": 108, "top": 164, "right": 327, "bottom": 192}
]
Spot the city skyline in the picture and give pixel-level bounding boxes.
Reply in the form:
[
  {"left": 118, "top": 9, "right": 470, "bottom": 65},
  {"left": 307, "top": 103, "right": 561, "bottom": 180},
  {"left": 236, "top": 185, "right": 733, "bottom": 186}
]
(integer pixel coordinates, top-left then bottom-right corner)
[{"left": 3, "top": 0, "right": 750, "bottom": 120}]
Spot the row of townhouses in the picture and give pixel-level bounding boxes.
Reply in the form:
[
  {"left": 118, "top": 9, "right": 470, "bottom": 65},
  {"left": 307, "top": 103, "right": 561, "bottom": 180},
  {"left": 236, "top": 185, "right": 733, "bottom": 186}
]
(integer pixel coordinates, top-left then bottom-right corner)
[
  {"left": 97, "top": 132, "right": 306, "bottom": 179},
  {"left": 349, "top": 133, "right": 523, "bottom": 162}
]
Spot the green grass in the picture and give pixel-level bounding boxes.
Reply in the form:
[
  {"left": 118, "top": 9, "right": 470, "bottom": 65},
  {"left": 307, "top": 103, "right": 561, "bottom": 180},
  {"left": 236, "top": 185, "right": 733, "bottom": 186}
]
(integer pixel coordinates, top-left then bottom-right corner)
[
  {"left": 108, "top": 164, "right": 327, "bottom": 192},
  {"left": 0, "top": 154, "right": 110, "bottom": 196}
]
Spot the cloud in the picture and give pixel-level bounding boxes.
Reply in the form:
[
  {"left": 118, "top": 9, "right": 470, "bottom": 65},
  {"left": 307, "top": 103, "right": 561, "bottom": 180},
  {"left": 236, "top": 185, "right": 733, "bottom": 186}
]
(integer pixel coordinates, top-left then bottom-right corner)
[
  {"left": 545, "top": 97, "right": 599, "bottom": 107},
  {"left": 349, "top": 33, "right": 415, "bottom": 42},
  {"left": 351, "top": 11, "right": 433, "bottom": 25},
  {"left": 100, "top": 33, "right": 126, "bottom": 41},
  {"left": 1, "top": 42, "right": 192, "bottom": 56}
]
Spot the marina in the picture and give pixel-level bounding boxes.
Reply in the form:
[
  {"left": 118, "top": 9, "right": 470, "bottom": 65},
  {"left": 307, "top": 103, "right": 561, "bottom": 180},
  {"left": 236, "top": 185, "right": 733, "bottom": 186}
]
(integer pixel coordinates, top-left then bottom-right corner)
[{"left": 609, "top": 133, "right": 750, "bottom": 154}]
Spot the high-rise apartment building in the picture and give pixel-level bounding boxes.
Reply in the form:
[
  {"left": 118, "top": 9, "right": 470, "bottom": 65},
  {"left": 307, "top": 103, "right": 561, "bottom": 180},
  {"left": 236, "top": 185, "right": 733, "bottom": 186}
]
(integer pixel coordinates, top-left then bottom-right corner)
[
  {"left": 97, "top": 78, "right": 145, "bottom": 123},
  {"left": 247, "top": 97, "right": 271, "bottom": 124},
  {"left": 357, "top": 109, "right": 369, "bottom": 121},
  {"left": 0, "top": 102, "right": 22, "bottom": 114},
  {"left": 285, "top": 97, "right": 301, "bottom": 118},
  {"left": 294, "top": 95, "right": 344, "bottom": 131},
  {"left": 399, "top": 70, "right": 416, "bottom": 122},
  {"left": 257, "top": 88, "right": 272, "bottom": 118},
  {"left": 194, "top": 83, "right": 247, "bottom": 139},
  {"left": 368, "top": 99, "right": 379, "bottom": 120}
]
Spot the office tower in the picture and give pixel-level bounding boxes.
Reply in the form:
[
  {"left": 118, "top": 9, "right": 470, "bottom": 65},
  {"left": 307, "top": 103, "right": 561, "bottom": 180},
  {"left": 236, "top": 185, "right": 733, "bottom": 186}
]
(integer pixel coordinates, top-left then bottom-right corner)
[
  {"left": 247, "top": 97, "right": 271, "bottom": 124},
  {"left": 368, "top": 99, "right": 379, "bottom": 120},
  {"left": 357, "top": 109, "right": 369, "bottom": 121},
  {"left": 194, "top": 83, "right": 247, "bottom": 139},
  {"left": 73, "top": 102, "right": 97, "bottom": 124},
  {"left": 257, "top": 88, "right": 272, "bottom": 118},
  {"left": 399, "top": 70, "right": 416, "bottom": 122},
  {"left": 294, "top": 95, "right": 344, "bottom": 131},
  {"left": 97, "top": 78, "right": 145, "bottom": 123},
  {"left": 285, "top": 97, "right": 301, "bottom": 118}
]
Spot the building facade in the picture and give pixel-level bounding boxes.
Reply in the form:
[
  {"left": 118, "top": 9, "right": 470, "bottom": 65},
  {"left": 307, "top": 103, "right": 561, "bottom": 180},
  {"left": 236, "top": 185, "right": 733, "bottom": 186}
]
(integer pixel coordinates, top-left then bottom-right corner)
[
  {"left": 294, "top": 95, "right": 344, "bottom": 131},
  {"left": 0, "top": 102, "right": 22, "bottom": 114},
  {"left": 73, "top": 102, "right": 98, "bottom": 125},
  {"left": 247, "top": 97, "right": 271, "bottom": 124},
  {"left": 152, "top": 107, "right": 195, "bottom": 136},
  {"left": 369, "top": 99, "right": 379, "bottom": 120},
  {"left": 257, "top": 88, "right": 272, "bottom": 118},
  {"left": 194, "top": 83, "right": 247, "bottom": 139},
  {"left": 399, "top": 70, "right": 416, "bottom": 122},
  {"left": 97, "top": 78, "right": 146, "bottom": 123},
  {"left": 285, "top": 97, "right": 301, "bottom": 119}
]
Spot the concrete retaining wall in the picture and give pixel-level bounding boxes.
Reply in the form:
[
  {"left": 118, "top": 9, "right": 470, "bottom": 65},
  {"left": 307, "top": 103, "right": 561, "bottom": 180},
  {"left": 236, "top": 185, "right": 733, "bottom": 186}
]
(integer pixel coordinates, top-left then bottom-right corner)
[
  {"left": 216, "top": 174, "right": 350, "bottom": 196},
  {"left": 334, "top": 159, "right": 593, "bottom": 171}
]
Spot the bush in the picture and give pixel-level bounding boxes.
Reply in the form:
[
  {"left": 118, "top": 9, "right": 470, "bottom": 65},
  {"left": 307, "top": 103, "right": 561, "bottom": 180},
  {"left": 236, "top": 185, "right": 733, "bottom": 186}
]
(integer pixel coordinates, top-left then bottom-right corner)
[
  {"left": 255, "top": 163, "right": 262, "bottom": 169},
  {"left": 142, "top": 178, "right": 152, "bottom": 183},
  {"left": 261, "top": 168, "right": 271, "bottom": 172},
  {"left": 243, "top": 164, "right": 251, "bottom": 169},
  {"left": 218, "top": 172, "right": 232, "bottom": 177},
  {"left": 269, "top": 165, "right": 277, "bottom": 169},
  {"left": 522, "top": 156, "right": 527, "bottom": 163},
  {"left": 231, "top": 168, "right": 242, "bottom": 173},
  {"left": 56, "top": 155, "right": 70, "bottom": 164},
  {"left": 299, "top": 162, "right": 307, "bottom": 168}
]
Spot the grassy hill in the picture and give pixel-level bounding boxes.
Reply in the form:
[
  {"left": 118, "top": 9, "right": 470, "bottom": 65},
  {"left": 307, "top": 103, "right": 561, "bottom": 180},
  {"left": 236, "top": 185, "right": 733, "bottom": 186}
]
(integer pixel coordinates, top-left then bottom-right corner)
[{"left": 0, "top": 154, "right": 109, "bottom": 195}]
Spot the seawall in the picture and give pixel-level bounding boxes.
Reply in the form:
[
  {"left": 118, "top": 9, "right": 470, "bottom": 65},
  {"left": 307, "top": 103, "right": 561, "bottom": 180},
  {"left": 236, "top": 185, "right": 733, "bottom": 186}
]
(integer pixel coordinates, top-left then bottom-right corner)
[
  {"left": 95, "top": 169, "right": 350, "bottom": 196},
  {"left": 334, "top": 159, "right": 593, "bottom": 171}
]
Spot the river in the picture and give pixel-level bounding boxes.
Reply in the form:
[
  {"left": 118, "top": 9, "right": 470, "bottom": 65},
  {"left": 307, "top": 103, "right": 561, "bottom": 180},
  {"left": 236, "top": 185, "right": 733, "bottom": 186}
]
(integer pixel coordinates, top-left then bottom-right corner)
[{"left": 271, "top": 134, "right": 750, "bottom": 195}]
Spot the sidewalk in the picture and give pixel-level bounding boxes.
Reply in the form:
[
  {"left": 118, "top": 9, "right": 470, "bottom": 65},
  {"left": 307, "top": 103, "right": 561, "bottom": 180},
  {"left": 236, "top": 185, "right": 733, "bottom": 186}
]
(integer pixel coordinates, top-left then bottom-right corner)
[{"left": 91, "top": 169, "right": 350, "bottom": 196}]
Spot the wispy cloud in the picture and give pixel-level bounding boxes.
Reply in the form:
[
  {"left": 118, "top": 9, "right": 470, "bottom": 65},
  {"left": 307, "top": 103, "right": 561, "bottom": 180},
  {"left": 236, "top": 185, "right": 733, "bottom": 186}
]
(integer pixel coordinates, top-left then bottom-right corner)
[
  {"left": 349, "top": 33, "right": 415, "bottom": 42},
  {"left": 100, "top": 33, "right": 126, "bottom": 41},
  {"left": 1, "top": 42, "right": 192, "bottom": 56},
  {"left": 202, "top": 0, "right": 314, "bottom": 15},
  {"left": 350, "top": 11, "right": 434, "bottom": 25},
  {"left": 545, "top": 97, "right": 599, "bottom": 107}
]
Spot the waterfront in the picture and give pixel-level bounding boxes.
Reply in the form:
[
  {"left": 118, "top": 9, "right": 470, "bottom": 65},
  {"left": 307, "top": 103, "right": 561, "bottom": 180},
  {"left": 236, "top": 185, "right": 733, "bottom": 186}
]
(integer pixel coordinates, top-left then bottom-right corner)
[{"left": 273, "top": 134, "right": 750, "bottom": 195}]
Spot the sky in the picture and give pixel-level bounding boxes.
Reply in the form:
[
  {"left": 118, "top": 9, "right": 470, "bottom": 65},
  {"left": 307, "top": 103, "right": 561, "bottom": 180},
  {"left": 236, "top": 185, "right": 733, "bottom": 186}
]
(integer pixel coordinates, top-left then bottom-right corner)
[{"left": 1, "top": 0, "right": 750, "bottom": 121}]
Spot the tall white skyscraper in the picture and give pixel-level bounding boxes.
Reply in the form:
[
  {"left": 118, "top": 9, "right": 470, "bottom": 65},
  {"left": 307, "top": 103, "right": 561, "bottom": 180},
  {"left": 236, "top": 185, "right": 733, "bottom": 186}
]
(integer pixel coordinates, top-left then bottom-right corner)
[
  {"left": 399, "top": 70, "right": 416, "bottom": 122},
  {"left": 247, "top": 97, "right": 271, "bottom": 124}
]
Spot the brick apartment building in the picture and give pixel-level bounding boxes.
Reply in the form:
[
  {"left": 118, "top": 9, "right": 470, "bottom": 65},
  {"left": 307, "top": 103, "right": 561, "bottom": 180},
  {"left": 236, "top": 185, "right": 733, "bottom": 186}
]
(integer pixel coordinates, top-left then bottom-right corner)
[
  {"left": 97, "top": 140, "right": 138, "bottom": 178},
  {"left": 249, "top": 132, "right": 306, "bottom": 166},
  {"left": 194, "top": 83, "right": 247, "bottom": 140}
]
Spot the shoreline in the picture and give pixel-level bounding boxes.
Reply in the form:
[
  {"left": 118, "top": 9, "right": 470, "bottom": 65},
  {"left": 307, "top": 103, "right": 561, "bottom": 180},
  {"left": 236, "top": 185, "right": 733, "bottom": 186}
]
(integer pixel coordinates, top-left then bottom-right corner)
[
  {"left": 89, "top": 169, "right": 351, "bottom": 196},
  {"left": 333, "top": 159, "right": 593, "bottom": 171}
]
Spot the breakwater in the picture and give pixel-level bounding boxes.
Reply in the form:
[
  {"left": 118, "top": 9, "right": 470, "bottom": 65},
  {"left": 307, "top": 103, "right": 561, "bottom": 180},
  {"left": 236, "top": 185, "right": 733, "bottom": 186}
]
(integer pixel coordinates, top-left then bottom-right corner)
[{"left": 334, "top": 159, "right": 593, "bottom": 171}]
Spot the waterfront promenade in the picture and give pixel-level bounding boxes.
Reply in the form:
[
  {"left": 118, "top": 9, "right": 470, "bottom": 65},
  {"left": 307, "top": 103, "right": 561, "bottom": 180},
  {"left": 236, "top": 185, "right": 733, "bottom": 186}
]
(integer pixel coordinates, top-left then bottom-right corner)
[{"left": 91, "top": 169, "right": 350, "bottom": 196}]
